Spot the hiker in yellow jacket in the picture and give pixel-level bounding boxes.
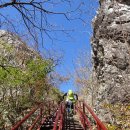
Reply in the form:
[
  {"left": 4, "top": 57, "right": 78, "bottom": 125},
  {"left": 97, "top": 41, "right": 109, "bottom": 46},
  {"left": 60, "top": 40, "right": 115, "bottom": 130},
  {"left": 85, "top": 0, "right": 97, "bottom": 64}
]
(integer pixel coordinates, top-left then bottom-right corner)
[{"left": 63, "top": 90, "right": 78, "bottom": 113}]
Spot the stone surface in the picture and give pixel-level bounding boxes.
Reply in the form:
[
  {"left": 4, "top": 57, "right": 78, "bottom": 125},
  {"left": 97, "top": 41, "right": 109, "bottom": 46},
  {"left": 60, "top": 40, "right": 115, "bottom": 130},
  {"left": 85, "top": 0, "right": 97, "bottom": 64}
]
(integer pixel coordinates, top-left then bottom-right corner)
[
  {"left": 91, "top": 0, "right": 130, "bottom": 122},
  {"left": 0, "top": 30, "right": 39, "bottom": 67}
]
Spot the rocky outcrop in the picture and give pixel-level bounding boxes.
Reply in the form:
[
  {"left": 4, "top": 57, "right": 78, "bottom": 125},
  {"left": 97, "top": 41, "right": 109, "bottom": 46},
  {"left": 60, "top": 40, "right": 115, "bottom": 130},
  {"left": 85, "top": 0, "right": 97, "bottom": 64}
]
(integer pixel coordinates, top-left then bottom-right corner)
[
  {"left": 0, "top": 30, "right": 39, "bottom": 67},
  {"left": 91, "top": 0, "right": 130, "bottom": 122}
]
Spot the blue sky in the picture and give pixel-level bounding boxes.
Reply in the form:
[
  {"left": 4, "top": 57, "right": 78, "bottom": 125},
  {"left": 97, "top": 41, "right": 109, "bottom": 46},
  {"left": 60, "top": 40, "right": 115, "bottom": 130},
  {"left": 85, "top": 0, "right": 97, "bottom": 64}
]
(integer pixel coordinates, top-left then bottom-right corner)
[
  {"left": 44, "top": 0, "right": 99, "bottom": 92},
  {"left": 0, "top": 0, "right": 99, "bottom": 93}
]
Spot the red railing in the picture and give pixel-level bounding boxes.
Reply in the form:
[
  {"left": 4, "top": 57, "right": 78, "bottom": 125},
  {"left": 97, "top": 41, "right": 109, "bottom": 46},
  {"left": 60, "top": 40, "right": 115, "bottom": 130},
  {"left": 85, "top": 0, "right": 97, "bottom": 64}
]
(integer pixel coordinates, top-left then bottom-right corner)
[
  {"left": 83, "top": 102, "right": 107, "bottom": 130},
  {"left": 11, "top": 100, "right": 56, "bottom": 130},
  {"left": 58, "top": 103, "right": 65, "bottom": 130},
  {"left": 11, "top": 104, "right": 42, "bottom": 130},
  {"left": 76, "top": 105, "right": 92, "bottom": 130},
  {"left": 77, "top": 101, "right": 107, "bottom": 130},
  {"left": 11, "top": 100, "right": 107, "bottom": 130},
  {"left": 37, "top": 116, "right": 47, "bottom": 130},
  {"left": 53, "top": 102, "right": 65, "bottom": 130}
]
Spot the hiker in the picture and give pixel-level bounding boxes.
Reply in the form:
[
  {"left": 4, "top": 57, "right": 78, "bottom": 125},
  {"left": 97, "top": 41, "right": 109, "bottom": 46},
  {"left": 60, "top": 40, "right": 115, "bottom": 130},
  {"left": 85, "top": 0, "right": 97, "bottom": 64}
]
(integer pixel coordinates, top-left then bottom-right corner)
[{"left": 63, "top": 90, "right": 78, "bottom": 113}]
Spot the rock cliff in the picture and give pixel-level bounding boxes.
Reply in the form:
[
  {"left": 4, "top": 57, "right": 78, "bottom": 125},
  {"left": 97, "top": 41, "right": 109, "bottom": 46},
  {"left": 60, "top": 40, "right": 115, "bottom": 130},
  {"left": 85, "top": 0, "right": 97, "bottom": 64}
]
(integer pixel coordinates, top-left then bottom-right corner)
[
  {"left": 0, "top": 30, "right": 39, "bottom": 67},
  {"left": 91, "top": 0, "right": 130, "bottom": 124}
]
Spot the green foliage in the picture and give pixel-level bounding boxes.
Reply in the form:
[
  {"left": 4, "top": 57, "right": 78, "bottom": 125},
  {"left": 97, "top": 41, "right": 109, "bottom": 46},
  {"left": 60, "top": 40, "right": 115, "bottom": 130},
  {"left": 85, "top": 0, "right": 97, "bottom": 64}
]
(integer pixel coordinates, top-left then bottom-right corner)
[
  {"left": 0, "top": 41, "right": 62, "bottom": 129},
  {"left": 26, "top": 58, "right": 53, "bottom": 83}
]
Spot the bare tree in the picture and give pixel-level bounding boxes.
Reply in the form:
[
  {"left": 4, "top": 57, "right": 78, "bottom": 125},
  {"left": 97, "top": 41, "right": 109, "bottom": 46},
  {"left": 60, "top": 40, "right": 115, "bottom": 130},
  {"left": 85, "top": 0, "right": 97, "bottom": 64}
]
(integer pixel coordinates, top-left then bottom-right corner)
[
  {"left": 0, "top": 0, "right": 86, "bottom": 46},
  {"left": 73, "top": 51, "right": 99, "bottom": 107}
]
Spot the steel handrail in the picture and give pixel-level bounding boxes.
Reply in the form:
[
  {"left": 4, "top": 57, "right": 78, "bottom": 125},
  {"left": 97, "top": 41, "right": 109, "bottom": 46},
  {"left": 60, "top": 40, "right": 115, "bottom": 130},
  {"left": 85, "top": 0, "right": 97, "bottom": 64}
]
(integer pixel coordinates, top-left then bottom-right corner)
[
  {"left": 28, "top": 114, "right": 41, "bottom": 130},
  {"left": 53, "top": 102, "right": 65, "bottom": 130},
  {"left": 11, "top": 105, "right": 40, "bottom": 130},
  {"left": 83, "top": 102, "right": 107, "bottom": 130},
  {"left": 58, "top": 114, "right": 63, "bottom": 130},
  {"left": 76, "top": 105, "right": 92, "bottom": 130},
  {"left": 11, "top": 100, "right": 56, "bottom": 130},
  {"left": 37, "top": 103, "right": 60, "bottom": 130},
  {"left": 52, "top": 109, "right": 61, "bottom": 130},
  {"left": 58, "top": 104, "right": 65, "bottom": 130},
  {"left": 37, "top": 116, "right": 47, "bottom": 130}
]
